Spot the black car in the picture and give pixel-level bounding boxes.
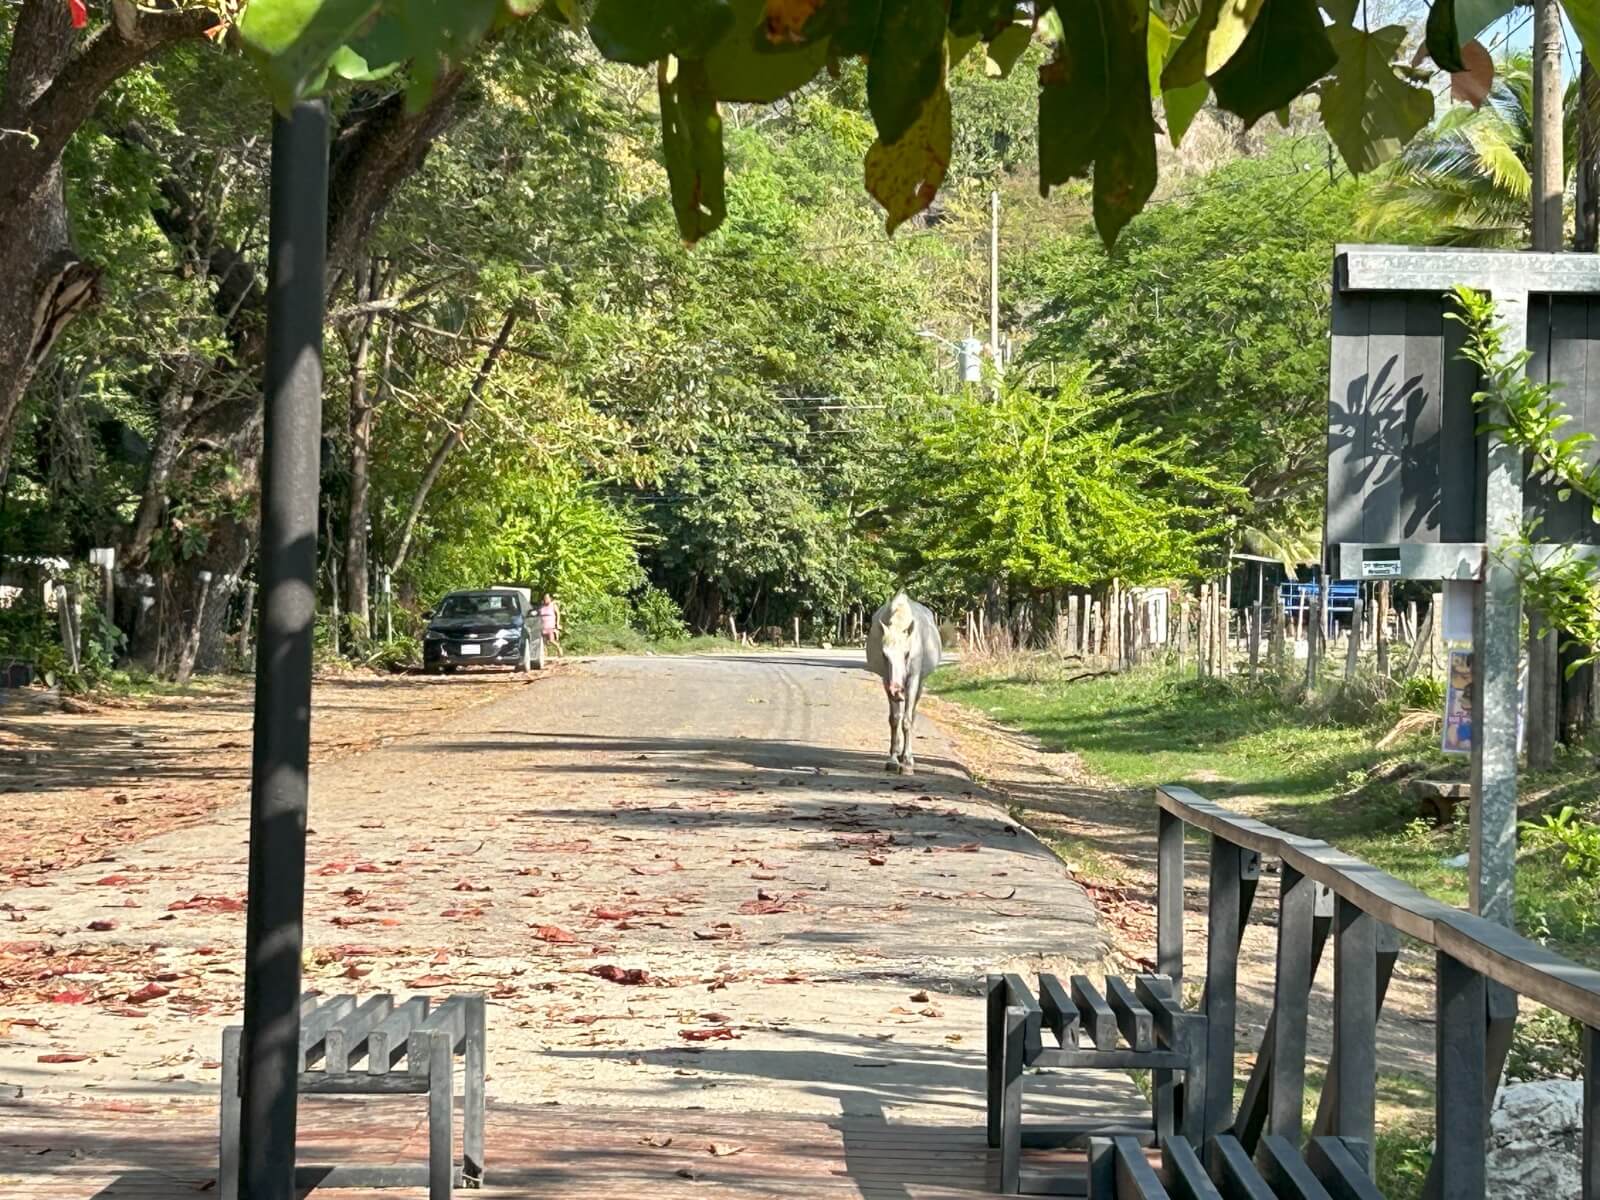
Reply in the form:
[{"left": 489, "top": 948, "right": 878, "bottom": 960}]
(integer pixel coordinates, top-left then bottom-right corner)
[{"left": 422, "top": 589, "right": 535, "bottom": 673}]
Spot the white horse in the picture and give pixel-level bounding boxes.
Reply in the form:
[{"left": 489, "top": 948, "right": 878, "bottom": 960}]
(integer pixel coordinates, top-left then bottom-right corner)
[{"left": 865, "top": 591, "right": 942, "bottom": 775}]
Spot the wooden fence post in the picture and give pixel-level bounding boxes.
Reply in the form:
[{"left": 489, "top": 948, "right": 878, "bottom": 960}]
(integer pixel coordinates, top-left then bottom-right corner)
[{"left": 1434, "top": 952, "right": 1487, "bottom": 1198}]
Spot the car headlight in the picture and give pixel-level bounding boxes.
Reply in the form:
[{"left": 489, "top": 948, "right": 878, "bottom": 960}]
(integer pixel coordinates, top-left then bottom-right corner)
[{"left": 424, "top": 630, "right": 445, "bottom": 641}]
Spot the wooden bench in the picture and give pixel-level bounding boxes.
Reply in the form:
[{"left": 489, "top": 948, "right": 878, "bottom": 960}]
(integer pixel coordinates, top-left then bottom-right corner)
[
  {"left": 1087, "top": 1133, "right": 1384, "bottom": 1199},
  {"left": 219, "top": 992, "right": 486, "bottom": 1199},
  {"left": 986, "top": 973, "right": 1207, "bottom": 1195}
]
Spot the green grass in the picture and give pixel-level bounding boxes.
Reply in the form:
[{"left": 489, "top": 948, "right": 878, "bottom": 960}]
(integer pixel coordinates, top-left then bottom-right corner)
[
  {"left": 562, "top": 620, "right": 764, "bottom": 657},
  {"left": 930, "top": 661, "right": 1600, "bottom": 958}
]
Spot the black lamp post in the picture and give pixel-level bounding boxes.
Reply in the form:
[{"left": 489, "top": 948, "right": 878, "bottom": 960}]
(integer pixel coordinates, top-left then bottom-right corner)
[{"left": 238, "top": 96, "right": 329, "bottom": 1200}]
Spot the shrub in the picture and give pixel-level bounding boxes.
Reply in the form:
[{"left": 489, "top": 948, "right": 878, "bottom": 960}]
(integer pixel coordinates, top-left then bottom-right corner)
[
  {"left": 632, "top": 586, "right": 688, "bottom": 642},
  {"left": 1399, "top": 674, "right": 1444, "bottom": 712}
]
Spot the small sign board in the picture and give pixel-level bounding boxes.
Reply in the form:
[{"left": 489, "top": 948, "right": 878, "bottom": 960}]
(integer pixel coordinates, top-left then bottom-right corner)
[{"left": 1359, "top": 546, "right": 1402, "bottom": 578}]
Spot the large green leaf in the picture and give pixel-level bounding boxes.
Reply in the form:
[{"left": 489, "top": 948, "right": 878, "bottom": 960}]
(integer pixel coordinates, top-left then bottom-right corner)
[
  {"left": 1093, "top": 0, "right": 1157, "bottom": 244},
  {"left": 866, "top": 1, "right": 949, "bottom": 146},
  {"left": 1039, "top": 0, "right": 1111, "bottom": 187},
  {"left": 705, "top": 0, "right": 828, "bottom": 101},
  {"left": 1147, "top": 10, "right": 1172, "bottom": 97},
  {"left": 1163, "top": 78, "right": 1209, "bottom": 144},
  {"left": 1161, "top": 0, "right": 1216, "bottom": 89},
  {"left": 590, "top": 0, "right": 735, "bottom": 64},
  {"left": 1424, "top": 0, "right": 1466, "bottom": 72},
  {"left": 985, "top": 22, "right": 1033, "bottom": 78},
  {"left": 865, "top": 74, "right": 952, "bottom": 231},
  {"left": 1094, "top": 89, "right": 1158, "bottom": 245},
  {"left": 1321, "top": 23, "right": 1434, "bottom": 174},
  {"left": 1564, "top": 0, "right": 1600, "bottom": 70},
  {"left": 1209, "top": 0, "right": 1335, "bottom": 127},
  {"left": 385, "top": 0, "right": 504, "bottom": 107},
  {"left": 658, "top": 57, "right": 727, "bottom": 245},
  {"left": 1421, "top": 0, "right": 1517, "bottom": 72},
  {"left": 239, "top": 0, "right": 381, "bottom": 109}
]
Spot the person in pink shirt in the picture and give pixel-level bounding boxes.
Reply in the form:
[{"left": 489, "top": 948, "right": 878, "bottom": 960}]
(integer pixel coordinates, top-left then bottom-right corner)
[{"left": 538, "top": 593, "right": 561, "bottom": 655}]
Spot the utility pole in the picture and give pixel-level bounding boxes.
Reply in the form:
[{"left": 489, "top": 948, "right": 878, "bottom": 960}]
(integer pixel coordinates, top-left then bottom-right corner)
[
  {"left": 1529, "top": 0, "right": 1564, "bottom": 770},
  {"left": 989, "top": 189, "right": 1001, "bottom": 360},
  {"left": 1532, "top": 0, "right": 1564, "bottom": 253}
]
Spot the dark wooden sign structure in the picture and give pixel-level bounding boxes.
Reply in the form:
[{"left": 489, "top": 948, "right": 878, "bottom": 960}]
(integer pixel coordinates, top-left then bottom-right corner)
[
  {"left": 1323, "top": 245, "right": 1600, "bottom": 934},
  {"left": 1327, "top": 281, "right": 1600, "bottom": 557}
]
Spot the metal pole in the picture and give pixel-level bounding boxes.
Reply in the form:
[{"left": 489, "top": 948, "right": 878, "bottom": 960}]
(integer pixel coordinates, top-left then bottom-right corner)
[
  {"left": 239, "top": 98, "right": 328, "bottom": 1200},
  {"left": 1471, "top": 293, "right": 1525, "bottom": 927},
  {"left": 989, "top": 189, "right": 1001, "bottom": 359}
]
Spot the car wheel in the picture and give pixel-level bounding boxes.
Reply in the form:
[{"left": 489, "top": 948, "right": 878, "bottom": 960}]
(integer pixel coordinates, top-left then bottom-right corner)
[
  {"left": 443, "top": 664, "right": 459, "bottom": 675},
  {"left": 515, "top": 637, "right": 532, "bottom": 673}
]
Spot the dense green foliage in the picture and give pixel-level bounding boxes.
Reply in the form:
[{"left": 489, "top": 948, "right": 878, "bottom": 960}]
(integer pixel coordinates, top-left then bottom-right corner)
[
  {"left": 1, "top": 1, "right": 1454, "bottom": 680},
  {"left": 1015, "top": 140, "right": 1375, "bottom": 542}
]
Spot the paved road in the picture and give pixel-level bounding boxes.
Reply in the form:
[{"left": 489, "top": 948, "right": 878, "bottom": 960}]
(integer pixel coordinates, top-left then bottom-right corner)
[{"left": 0, "top": 651, "right": 1128, "bottom": 1125}]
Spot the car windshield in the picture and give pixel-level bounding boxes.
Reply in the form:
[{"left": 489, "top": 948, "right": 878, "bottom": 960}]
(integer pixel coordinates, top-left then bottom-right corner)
[{"left": 436, "top": 593, "right": 519, "bottom": 620}]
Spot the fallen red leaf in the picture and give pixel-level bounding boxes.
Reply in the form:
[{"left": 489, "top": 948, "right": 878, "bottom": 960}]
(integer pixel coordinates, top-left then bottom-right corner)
[
  {"left": 451, "top": 880, "right": 491, "bottom": 892},
  {"left": 404, "top": 975, "right": 454, "bottom": 988},
  {"left": 592, "top": 906, "right": 637, "bottom": 921},
  {"left": 37, "top": 1052, "right": 92, "bottom": 1063},
  {"left": 534, "top": 926, "right": 578, "bottom": 944},
  {"left": 168, "top": 895, "right": 244, "bottom": 913},
  {"left": 629, "top": 861, "right": 681, "bottom": 876},
  {"left": 128, "top": 982, "right": 170, "bottom": 1003},
  {"left": 86, "top": 919, "right": 117, "bottom": 932},
  {"left": 590, "top": 965, "right": 650, "bottom": 985},
  {"left": 679, "top": 1027, "right": 737, "bottom": 1042}
]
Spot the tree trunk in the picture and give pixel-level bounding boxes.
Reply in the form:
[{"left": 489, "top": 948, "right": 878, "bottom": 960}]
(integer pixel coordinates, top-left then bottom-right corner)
[
  {"left": 388, "top": 309, "right": 519, "bottom": 575},
  {"left": 0, "top": 2, "right": 216, "bottom": 489},
  {"left": 342, "top": 260, "right": 388, "bottom": 635}
]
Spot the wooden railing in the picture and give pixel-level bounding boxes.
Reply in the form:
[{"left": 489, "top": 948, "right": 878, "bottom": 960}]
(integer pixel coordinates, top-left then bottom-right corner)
[{"left": 1155, "top": 784, "right": 1600, "bottom": 1198}]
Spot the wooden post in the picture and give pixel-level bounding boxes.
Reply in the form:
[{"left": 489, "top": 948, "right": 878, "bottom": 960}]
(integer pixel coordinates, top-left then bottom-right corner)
[
  {"left": 1222, "top": 568, "right": 1233, "bottom": 671},
  {"left": 1375, "top": 582, "right": 1391, "bottom": 677},
  {"left": 1271, "top": 588, "right": 1286, "bottom": 671},
  {"left": 1248, "top": 603, "right": 1262, "bottom": 684},
  {"left": 240, "top": 581, "right": 257, "bottom": 666},
  {"left": 1197, "top": 584, "right": 1210, "bottom": 677},
  {"left": 1344, "top": 587, "right": 1363, "bottom": 682},
  {"left": 728, "top": 613, "right": 738, "bottom": 642},
  {"left": 793, "top": 616, "right": 800, "bottom": 648}
]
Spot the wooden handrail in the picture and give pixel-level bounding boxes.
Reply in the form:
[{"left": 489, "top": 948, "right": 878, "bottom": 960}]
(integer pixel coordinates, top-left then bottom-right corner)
[{"left": 1158, "top": 784, "right": 1600, "bottom": 1028}]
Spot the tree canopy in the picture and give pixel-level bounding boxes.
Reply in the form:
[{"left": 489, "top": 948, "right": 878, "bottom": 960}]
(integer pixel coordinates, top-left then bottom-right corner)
[{"left": 228, "top": 0, "right": 1555, "bottom": 246}]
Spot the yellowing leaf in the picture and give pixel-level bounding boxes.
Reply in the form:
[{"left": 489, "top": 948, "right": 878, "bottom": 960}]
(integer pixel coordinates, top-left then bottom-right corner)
[
  {"left": 1205, "top": 0, "right": 1266, "bottom": 74},
  {"left": 984, "top": 22, "right": 1032, "bottom": 78},
  {"left": 865, "top": 79, "right": 952, "bottom": 233}
]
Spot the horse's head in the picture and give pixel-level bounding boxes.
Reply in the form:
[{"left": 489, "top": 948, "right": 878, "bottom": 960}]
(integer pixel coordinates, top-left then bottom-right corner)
[{"left": 878, "top": 598, "right": 917, "bottom": 699}]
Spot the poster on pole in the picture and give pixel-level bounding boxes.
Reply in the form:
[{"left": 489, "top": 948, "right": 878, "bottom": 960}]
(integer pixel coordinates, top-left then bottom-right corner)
[
  {"left": 1441, "top": 649, "right": 1528, "bottom": 754},
  {"left": 1442, "top": 649, "right": 1473, "bottom": 754}
]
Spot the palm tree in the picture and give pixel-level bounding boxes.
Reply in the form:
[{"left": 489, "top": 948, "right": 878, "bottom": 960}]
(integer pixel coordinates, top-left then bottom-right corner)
[{"left": 1358, "top": 55, "right": 1578, "bottom": 247}]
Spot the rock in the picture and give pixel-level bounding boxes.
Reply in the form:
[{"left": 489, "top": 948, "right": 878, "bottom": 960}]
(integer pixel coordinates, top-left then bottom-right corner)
[
  {"left": 1486, "top": 1079, "right": 1584, "bottom": 1198},
  {"left": 1441, "top": 852, "right": 1470, "bottom": 869},
  {"left": 1411, "top": 778, "right": 1472, "bottom": 826}
]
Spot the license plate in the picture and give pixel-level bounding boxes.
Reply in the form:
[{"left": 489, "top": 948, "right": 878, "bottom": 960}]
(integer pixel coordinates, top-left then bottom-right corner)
[{"left": 458, "top": 643, "right": 481, "bottom": 656}]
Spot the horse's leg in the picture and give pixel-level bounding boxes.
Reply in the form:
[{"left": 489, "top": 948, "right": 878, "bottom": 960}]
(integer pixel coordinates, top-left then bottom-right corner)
[
  {"left": 885, "top": 690, "right": 904, "bottom": 772},
  {"left": 900, "top": 674, "right": 923, "bottom": 775}
]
